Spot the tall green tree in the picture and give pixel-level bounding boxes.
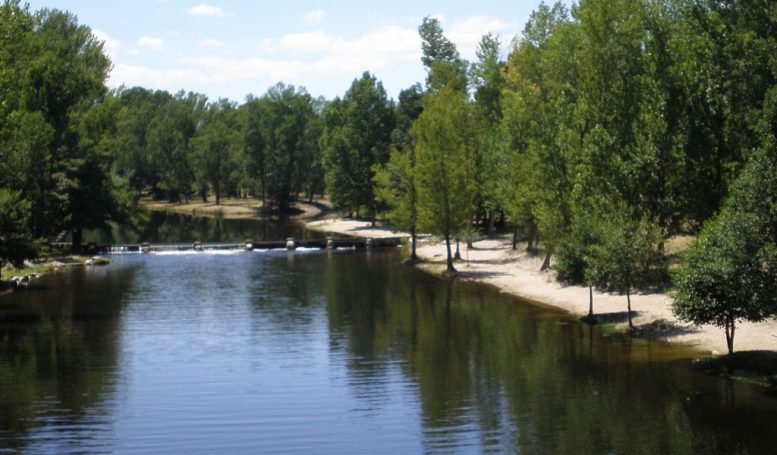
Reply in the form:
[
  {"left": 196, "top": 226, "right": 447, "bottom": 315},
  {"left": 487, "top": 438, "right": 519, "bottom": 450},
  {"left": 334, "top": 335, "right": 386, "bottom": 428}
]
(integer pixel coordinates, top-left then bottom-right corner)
[
  {"left": 26, "top": 9, "right": 114, "bottom": 243},
  {"left": 192, "top": 100, "right": 240, "bottom": 204},
  {"left": 501, "top": 2, "right": 579, "bottom": 269},
  {"left": 414, "top": 84, "right": 475, "bottom": 274},
  {"left": 671, "top": 0, "right": 777, "bottom": 223},
  {"left": 471, "top": 33, "right": 506, "bottom": 236},
  {"left": 418, "top": 16, "right": 468, "bottom": 93},
  {"left": 244, "top": 84, "right": 318, "bottom": 211},
  {"left": 321, "top": 72, "right": 395, "bottom": 224},
  {"left": 373, "top": 148, "right": 419, "bottom": 261}
]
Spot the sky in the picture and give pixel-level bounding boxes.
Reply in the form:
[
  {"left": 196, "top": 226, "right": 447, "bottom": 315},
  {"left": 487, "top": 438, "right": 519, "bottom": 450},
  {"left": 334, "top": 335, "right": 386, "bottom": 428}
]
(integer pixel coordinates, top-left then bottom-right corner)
[{"left": 26, "top": 1, "right": 561, "bottom": 102}]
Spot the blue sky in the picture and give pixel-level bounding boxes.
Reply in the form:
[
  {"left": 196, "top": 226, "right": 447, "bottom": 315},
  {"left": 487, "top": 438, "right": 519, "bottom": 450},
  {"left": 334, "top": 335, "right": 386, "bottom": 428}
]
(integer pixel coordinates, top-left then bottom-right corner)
[{"left": 26, "top": 1, "right": 563, "bottom": 102}]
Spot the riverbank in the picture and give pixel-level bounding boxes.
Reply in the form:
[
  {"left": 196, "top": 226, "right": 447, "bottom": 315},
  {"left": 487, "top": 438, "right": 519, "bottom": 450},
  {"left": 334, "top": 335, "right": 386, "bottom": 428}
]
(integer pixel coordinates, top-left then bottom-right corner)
[
  {"left": 1, "top": 256, "right": 110, "bottom": 294},
  {"left": 140, "top": 197, "right": 331, "bottom": 221},
  {"left": 305, "top": 218, "right": 777, "bottom": 355}
]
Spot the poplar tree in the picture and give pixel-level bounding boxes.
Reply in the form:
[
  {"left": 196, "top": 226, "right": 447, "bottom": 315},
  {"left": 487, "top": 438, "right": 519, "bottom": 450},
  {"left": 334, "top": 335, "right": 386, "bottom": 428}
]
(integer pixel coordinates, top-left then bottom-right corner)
[{"left": 414, "top": 84, "right": 475, "bottom": 274}]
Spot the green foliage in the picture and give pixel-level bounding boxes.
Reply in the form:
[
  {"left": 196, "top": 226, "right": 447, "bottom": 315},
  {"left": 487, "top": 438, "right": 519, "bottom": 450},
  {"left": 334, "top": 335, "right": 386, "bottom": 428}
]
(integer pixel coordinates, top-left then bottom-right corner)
[
  {"left": 418, "top": 17, "right": 468, "bottom": 92},
  {"left": 0, "top": 189, "right": 37, "bottom": 274},
  {"left": 321, "top": 72, "right": 395, "bottom": 220},
  {"left": 414, "top": 84, "right": 476, "bottom": 272},
  {"left": 242, "top": 84, "right": 320, "bottom": 211},
  {"left": 192, "top": 100, "right": 240, "bottom": 204},
  {"left": 553, "top": 212, "right": 603, "bottom": 285},
  {"left": 587, "top": 209, "right": 663, "bottom": 327},
  {"left": 672, "top": 149, "right": 777, "bottom": 354}
]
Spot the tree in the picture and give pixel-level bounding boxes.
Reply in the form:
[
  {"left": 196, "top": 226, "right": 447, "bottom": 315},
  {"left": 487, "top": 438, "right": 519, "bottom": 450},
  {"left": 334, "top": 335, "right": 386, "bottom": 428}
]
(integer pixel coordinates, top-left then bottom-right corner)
[
  {"left": 554, "top": 211, "right": 604, "bottom": 317},
  {"left": 0, "top": 189, "right": 37, "bottom": 278},
  {"left": 671, "top": 0, "right": 777, "bottom": 223},
  {"left": 321, "top": 72, "right": 395, "bottom": 224},
  {"left": 500, "top": 3, "right": 579, "bottom": 269},
  {"left": 192, "top": 100, "right": 240, "bottom": 204},
  {"left": 587, "top": 209, "right": 662, "bottom": 328},
  {"left": 471, "top": 33, "right": 506, "bottom": 236},
  {"left": 26, "top": 9, "right": 113, "bottom": 242},
  {"left": 673, "top": 149, "right": 777, "bottom": 355},
  {"left": 242, "top": 84, "right": 318, "bottom": 211},
  {"left": 374, "top": 83, "right": 425, "bottom": 262},
  {"left": 418, "top": 16, "right": 467, "bottom": 92},
  {"left": 373, "top": 148, "right": 419, "bottom": 261},
  {"left": 414, "top": 84, "right": 475, "bottom": 274}
]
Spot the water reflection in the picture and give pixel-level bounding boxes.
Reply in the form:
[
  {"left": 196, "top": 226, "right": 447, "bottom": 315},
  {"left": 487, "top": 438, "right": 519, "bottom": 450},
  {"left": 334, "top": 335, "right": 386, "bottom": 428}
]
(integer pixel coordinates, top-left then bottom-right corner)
[
  {"left": 322, "top": 252, "right": 777, "bottom": 454},
  {"left": 0, "top": 265, "right": 138, "bottom": 453},
  {"left": 1, "top": 249, "right": 776, "bottom": 453},
  {"left": 85, "top": 210, "right": 321, "bottom": 244}
]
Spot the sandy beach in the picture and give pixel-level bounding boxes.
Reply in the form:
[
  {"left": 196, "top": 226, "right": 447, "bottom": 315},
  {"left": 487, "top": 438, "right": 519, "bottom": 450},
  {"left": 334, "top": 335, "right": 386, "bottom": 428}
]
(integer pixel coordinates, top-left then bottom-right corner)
[
  {"left": 141, "top": 198, "right": 329, "bottom": 220},
  {"left": 306, "top": 218, "right": 777, "bottom": 355}
]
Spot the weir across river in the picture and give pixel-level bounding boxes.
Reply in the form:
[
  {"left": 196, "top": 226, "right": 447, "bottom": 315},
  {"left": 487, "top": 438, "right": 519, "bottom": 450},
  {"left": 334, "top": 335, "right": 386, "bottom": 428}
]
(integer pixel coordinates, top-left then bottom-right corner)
[{"left": 52, "top": 237, "right": 404, "bottom": 254}]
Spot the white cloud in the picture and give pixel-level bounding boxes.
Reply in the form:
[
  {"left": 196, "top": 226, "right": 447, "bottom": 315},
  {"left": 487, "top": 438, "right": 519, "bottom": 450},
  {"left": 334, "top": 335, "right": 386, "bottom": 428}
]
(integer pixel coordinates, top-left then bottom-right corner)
[
  {"left": 106, "top": 15, "right": 518, "bottom": 100},
  {"left": 187, "top": 4, "right": 231, "bottom": 17},
  {"left": 199, "top": 38, "right": 224, "bottom": 49},
  {"left": 446, "top": 16, "right": 519, "bottom": 59},
  {"left": 269, "top": 26, "right": 420, "bottom": 63},
  {"left": 175, "top": 56, "right": 306, "bottom": 82},
  {"left": 259, "top": 38, "right": 278, "bottom": 54},
  {"left": 303, "top": 9, "right": 326, "bottom": 24},
  {"left": 92, "top": 29, "right": 122, "bottom": 60},
  {"left": 137, "top": 36, "right": 165, "bottom": 51},
  {"left": 110, "top": 63, "right": 213, "bottom": 91}
]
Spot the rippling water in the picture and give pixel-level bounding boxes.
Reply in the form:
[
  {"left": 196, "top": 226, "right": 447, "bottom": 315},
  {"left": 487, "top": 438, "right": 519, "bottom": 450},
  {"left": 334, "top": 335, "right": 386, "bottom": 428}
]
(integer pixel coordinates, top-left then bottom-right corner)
[{"left": 2, "top": 247, "right": 777, "bottom": 454}]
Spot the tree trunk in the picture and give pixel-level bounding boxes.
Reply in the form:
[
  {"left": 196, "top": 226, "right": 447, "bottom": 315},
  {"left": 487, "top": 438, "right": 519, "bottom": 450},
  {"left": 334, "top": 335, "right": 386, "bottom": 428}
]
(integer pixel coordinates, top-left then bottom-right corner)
[
  {"left": 445, "top": 234, "right": 456, "bottom": 274},
  {"left": 725, "top": 317, "right": 735, "bottom": 355},
  {"left": 487, "top": 210, "right": 496, "bottom": 237},
  {"left": 455, "top": 239, "right": 461, "bottom": 260},
  {"left": 72, "top": 227, "right": 83, "bottom": 253},
  {"left": 526, "top": 224, "right": 536, "bottom": 252},
  {"left": 370, "top": 203, "right": 377, "bottom": 228},
  {"left": 540, "top": 249, "right": 552, "bottom": 271},
  {"left": 410, "top": 225, "right": 418, "bottom": 261},
  {"left": 588, "top": 286, "right": 594, "bottom": 317},
  {"left": 627, "top": 289, "right": 634, "bottom": 329},
  {"left": 512, "top": 227, "right": 518, "bottom": 251}
]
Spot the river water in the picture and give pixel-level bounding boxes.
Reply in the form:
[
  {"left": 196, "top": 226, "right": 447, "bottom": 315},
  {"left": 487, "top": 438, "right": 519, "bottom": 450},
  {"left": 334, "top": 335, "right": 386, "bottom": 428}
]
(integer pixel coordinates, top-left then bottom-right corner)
[{"left": 1, "top": 216, "right": 777, "bottom": 453}]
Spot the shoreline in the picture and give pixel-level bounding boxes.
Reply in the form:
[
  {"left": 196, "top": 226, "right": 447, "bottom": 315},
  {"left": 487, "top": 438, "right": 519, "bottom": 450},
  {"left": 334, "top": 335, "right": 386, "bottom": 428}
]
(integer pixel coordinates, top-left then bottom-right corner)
[
  {"left": 305, "top": 218, "right": 777, "bottom": 356},
  {"left": 91, "top": 199, "right": 777, "bottom": 356},
  {"left": 139, "top": 198, "right": 330, "bottom": 221}
]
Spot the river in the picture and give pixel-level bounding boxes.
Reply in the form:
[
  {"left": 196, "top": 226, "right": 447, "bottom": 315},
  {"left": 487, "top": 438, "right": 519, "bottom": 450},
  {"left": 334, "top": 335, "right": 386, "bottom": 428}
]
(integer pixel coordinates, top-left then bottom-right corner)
[{"left": 1, "top": 214, "right": 776, "bottom": 453}]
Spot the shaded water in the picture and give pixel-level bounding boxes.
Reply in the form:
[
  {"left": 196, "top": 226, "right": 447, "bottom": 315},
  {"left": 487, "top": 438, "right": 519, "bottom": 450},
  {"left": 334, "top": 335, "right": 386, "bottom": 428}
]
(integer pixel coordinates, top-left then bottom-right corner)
[
  {"left": 84, "top": 210, "right": 320, "bottom": 245},
  {"left": 2, "top": 222, "right": 777, "bottom": 453}
]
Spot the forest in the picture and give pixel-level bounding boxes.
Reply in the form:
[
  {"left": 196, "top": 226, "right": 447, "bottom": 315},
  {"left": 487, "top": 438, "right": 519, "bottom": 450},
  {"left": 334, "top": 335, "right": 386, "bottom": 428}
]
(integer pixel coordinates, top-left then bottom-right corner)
[{"left": 1, "top": 0, "right": 776, "bottom": 353}]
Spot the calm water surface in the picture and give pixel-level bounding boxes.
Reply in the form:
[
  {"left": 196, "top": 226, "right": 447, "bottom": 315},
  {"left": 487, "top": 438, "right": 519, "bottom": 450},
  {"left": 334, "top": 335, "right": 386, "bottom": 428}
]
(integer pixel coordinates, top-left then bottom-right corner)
[{"left": 2, "top": 220, "right": 777, "bottom": 453}]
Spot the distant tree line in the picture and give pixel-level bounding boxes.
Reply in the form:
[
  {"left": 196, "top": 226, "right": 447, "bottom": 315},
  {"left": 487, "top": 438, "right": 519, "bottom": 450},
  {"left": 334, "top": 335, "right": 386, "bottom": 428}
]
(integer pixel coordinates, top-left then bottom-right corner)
[{"left": 1, "top": 0, "right": 776, "bottom": 353}]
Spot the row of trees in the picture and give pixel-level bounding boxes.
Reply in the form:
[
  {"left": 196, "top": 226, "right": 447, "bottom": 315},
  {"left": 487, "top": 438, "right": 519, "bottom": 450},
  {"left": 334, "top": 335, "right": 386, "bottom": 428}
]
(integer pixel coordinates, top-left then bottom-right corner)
[
  {"left": 371, "top": 1, "right": 777, "bottom": 353},
  {"left": 110, "top": 84, "right": 324, "bottom": 211}
]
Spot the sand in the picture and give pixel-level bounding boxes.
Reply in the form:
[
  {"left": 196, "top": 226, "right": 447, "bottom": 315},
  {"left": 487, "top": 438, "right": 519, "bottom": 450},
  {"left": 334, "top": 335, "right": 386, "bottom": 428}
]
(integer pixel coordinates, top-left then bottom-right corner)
[
  {"left": 141, "top": 198, "right": 327, "bottom": 220},
  {"left": 305, "top": 218, "right": 777, "bottom": 355}
]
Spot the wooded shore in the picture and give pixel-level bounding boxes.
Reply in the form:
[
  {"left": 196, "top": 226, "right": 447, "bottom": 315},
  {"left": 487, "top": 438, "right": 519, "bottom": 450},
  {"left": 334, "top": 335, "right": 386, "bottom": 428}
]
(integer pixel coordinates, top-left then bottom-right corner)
[{"left": 305, "top": 217, "right": 777, "bottom": 356}]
